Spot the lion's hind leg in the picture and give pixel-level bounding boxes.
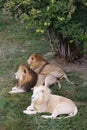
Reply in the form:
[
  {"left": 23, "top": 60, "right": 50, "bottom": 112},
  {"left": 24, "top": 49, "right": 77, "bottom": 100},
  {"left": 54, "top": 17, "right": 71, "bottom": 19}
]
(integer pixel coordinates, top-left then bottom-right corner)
[
  {"left": 56, "top": 80, "right": 61, "bottom": 89},
  {"left": 41, "top": 111, "right": 74, "bottom": 119},
  {"left": 46, "top": 71, "right": 62, "bottom": 89},
  {"left": 44, "top": 74, "right": 62, "bottom": 89},
  {"left": 57, "top": 113, "right": 77, "bottom": 119},
  {"left": 41, "top": 109, "right": 59, "bottom": 119},
  {"left": 41, "top": 115, "right": 56, "bottom": 119},
  {"left": 42, "top": 112, "right": 77, "bottom": 119}
]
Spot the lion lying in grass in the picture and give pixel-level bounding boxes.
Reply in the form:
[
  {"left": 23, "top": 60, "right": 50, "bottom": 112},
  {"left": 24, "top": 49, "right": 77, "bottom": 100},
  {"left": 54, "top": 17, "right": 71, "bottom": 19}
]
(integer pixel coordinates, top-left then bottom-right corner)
[
  {"left": 23, "top": 85, "right": 78, "bottom": 119},
  {"left": 27, "top": 53, "right": 74, "bottom": 89},
  {"left": 9, "top": 64, "right": 45, "bottom": 94}
]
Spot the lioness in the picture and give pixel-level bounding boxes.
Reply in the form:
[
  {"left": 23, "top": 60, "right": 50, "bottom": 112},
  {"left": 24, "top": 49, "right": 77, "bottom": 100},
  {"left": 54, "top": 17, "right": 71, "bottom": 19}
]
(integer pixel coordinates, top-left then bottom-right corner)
[
  {"left": 23, "top": 85, "right": 78, "bottom": 119},
  {"left": 27, "top": 53, "right": 74, "bottom": 89},
  {"left": 9, "top": 64, "right": 45, "bottom": 94}
]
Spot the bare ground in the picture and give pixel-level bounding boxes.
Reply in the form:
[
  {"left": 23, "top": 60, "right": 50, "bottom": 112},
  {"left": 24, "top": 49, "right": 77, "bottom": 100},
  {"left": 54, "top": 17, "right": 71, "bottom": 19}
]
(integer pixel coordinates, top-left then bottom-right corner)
[{"left": 44, "top": 53, "right": 87, "bottom": 80}]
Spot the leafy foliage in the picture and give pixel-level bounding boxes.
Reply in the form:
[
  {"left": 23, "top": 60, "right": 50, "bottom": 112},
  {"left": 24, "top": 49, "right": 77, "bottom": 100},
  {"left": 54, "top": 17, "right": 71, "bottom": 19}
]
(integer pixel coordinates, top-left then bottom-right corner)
[
  {"left": 1, "top": 0, "right": 87, "bottom": 61},
  {"left": 4, "top": 0, "right": 87, "bottom": 39}
]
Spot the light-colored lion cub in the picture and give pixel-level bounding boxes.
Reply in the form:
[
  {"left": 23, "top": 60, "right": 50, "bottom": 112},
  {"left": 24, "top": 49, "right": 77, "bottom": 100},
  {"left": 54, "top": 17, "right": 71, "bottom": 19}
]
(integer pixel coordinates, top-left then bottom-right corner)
[
  {"left": 23, "top": 85, "right": 78, "bottom": 119},
  {"left": 27, "top": 53, "right": 74, "bottom": 89}
]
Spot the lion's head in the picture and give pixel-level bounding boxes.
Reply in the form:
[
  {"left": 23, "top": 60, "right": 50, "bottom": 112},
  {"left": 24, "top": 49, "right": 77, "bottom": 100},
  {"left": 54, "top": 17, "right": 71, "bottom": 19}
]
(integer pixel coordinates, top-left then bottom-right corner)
[
  {"left": 31, "top": 85, "right": 51, "bottom": 104},
  {"left": 15, "top": 64, "right": 38, "bottom": 91},
  {"left": 27, "top": 53, "right": 48, "bottom": 70}
]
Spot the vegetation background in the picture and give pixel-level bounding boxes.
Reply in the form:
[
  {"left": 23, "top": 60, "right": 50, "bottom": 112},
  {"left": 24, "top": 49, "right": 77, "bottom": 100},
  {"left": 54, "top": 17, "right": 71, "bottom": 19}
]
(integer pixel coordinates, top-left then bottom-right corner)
[{"left": 0, "top": 0, "right": 87, "bottom": 130}]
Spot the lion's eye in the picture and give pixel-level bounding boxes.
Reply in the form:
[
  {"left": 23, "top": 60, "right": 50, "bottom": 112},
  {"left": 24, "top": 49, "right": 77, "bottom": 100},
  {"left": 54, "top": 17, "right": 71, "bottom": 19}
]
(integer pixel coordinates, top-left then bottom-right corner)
[{"left": 31, "top": 57, "right": 34, "bottom": 60}]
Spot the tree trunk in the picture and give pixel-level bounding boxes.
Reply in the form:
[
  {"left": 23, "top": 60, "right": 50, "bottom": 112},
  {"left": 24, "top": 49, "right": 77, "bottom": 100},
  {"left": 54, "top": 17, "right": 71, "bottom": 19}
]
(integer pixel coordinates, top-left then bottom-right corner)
[
  {"left": 47, "top": 29, "right": 84, "bottom": 62},
  {"left": 58, "top": 34, "right": 72, "bottom": 61},
  {"left": 47, "top": 27, "right": 55, "bottom": 53},
  {"left": 57, "top": 34, "right": 84, "bottom": 62}
]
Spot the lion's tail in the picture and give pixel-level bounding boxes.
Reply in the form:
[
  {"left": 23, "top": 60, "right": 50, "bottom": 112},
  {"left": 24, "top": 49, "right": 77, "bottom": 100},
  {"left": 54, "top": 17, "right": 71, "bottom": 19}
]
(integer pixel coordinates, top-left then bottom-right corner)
[
  {"left": 63, "top": 74, "right": 74, "bottom": 84},
  {"left": 49, "top": 71, "right": 74, "bottom": 85},
  {"left": 63, "top": 74, "right": 78, "bottom": 86},
  {"left": 57, "top": 106, "right": 78, "bottom": 119}
]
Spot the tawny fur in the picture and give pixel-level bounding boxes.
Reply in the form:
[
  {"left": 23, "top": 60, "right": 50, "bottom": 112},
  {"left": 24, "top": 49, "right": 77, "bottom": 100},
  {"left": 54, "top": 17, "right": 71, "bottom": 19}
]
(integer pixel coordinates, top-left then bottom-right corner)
[
  {"left": 9, "top": 64, "right": 45, "bottom": 94},
  {"left": 27, "top": 53, "right": 74, "bottom": 89},
  {"left": 23, "top": 85, "right": 78, "bottom": 119}
]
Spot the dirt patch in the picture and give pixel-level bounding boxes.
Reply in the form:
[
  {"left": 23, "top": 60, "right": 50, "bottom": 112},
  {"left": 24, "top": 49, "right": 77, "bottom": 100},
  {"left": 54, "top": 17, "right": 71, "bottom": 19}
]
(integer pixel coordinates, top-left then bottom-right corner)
[{"left": 44, "top": 53, "right": 87, "bottom": 80}]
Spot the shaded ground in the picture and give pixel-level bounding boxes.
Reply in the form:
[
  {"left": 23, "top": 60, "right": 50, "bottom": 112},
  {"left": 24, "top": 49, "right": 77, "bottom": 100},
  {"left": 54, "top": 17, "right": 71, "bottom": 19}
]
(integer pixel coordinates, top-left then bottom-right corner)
[{"left": 44, "top": 53, "right": 87, "bottom": 79}]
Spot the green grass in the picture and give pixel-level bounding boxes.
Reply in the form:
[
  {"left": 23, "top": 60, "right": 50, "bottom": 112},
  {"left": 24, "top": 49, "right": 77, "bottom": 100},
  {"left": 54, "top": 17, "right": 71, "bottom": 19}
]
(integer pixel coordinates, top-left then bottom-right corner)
[{"left": 0, "top": 12, "right": 87, "bottom": 130}]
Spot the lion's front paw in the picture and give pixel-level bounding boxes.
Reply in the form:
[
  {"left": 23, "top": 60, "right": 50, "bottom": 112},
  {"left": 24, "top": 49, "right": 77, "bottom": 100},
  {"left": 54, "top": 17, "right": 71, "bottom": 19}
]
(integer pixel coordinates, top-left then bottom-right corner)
[
  {"left": 12, "top": 86, "right": 17, "bottom": 90},
  {"left": 9, "top": 86, "right": 19, "bottom": 94},
  {"left": 26, "top": 105, "right": 34, "bottom": 111},
  {"left": 23, "top": 110, "right": 37, "bottom": 115},
  {"left": 9, "top": 91, "right": 15, "bottom": 94}
]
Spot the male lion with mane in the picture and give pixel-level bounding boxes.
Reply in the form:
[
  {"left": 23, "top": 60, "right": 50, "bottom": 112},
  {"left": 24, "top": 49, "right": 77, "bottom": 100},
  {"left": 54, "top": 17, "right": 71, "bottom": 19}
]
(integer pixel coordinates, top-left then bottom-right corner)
[
  {"left": 23, "top": 85, "right": 78, "bottom": 119},
  {"left": 9, "top": 64, "right": 45, "bottom": 94},
  {"left": 27, "top": 53, "right": 75, "bottom": 89}
]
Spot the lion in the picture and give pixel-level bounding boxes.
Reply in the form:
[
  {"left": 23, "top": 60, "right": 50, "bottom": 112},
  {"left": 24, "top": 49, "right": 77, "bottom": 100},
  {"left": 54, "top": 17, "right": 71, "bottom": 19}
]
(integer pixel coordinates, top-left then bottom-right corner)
[
  {"left": 23, "top": 85, "right": 78, "bottom": 119},
  {"left": 9, "top": 64, "right": 45, "bottom": 94},
  {"left": 27, "top": 53, "right": 74, "bottom": 89}
]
